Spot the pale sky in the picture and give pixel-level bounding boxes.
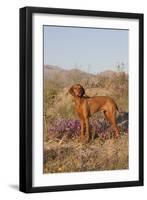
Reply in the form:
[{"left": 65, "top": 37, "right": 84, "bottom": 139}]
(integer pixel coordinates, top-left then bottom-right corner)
[{"left": 44, "top": 26, "right": 128, "bottom": 74}]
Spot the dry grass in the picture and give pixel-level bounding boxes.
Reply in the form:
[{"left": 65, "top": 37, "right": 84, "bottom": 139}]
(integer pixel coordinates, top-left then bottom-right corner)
[{"left": 44, "top": 135, "right": 128, "bottom": 173}]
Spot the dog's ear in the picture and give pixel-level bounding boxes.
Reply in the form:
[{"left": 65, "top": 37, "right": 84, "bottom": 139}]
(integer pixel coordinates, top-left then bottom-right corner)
[
  {"left": 80, "top": 86, "right": 85, "bottom": 97},
  {"left": 68, "top": 86, "right": 75, "bottom": 96}
]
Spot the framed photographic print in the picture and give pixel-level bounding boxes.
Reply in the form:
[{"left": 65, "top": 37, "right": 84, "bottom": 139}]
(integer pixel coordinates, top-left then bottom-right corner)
[{"left": 19, "top": 6, "right": 144, "bottom": 193}]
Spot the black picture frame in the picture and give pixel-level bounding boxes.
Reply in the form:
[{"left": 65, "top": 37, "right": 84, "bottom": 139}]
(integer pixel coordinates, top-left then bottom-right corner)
[{"left": 19, "top": 6, "right": 144, "bottom": 193}]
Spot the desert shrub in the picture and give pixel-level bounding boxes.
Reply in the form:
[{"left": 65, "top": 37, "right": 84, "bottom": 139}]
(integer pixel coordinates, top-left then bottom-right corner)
[
  {"left": 94, "top": 72, "right": 128, "bottom": 111},
  {"left": 44, "top": 88, "right": 57, "bottom": 105},
  {"left": 47, "top": 116, "right": 128, "bottom": 141},
  {"left": 43, "top": 87, "right": 58, "bottom": 122},
  {"left": 45, "top": 92, "right": 75, "bottom": 123},
  {"left": 48, "top": 119, "right": 80, "bottom": 140},
  {"left": 55, "top": 94, "right": 75, "bottom": 119}
]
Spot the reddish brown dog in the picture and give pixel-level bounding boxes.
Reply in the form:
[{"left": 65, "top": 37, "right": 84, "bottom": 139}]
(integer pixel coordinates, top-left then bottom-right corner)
[{"left": 69, "top": 84, "right": 120, "bottom": 142}]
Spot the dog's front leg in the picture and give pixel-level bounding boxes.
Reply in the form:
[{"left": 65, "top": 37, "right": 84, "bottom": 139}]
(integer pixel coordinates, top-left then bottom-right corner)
[
  {"left": 85, "top": 118, "right": 90, "bottom": 142},
  {"left": 80, "top": 119, "right": 84, "bottom": 143}
]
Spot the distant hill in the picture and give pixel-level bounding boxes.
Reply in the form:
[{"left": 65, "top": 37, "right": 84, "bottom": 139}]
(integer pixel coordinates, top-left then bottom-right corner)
[
  {"left": 44, "top": 65, "right": 128, "bottom": 89},
  {"left": 44, "top": 65, "right": 96, "bottom": 87},
  {"left": 99, "top": 70, "right": 116, "bottom": 77}
]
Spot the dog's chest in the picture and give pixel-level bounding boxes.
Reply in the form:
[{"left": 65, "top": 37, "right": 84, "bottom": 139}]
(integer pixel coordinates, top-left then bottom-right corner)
[
  {"left": 75, "top": 103, "right": 82, "bottom": 114},
  {"left": 75, "top": 100, "right": 90, "bottom": 118}
]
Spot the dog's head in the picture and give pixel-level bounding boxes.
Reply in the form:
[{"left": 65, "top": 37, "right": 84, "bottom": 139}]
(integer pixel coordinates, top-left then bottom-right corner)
[{"left": 69, "top": 84, "right": 85, "bottom": 97}]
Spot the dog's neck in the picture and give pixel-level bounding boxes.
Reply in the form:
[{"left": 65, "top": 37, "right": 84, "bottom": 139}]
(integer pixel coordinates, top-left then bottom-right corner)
[
  {"left": 73, "top": 96, "right": 85, "bottom": 106},
  {"left": 73, "top": 96, "right": 81, "bottom": 102}
]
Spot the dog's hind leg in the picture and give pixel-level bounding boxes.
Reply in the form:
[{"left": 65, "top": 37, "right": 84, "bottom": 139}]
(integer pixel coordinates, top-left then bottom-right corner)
[{"left": 103, "top": 110, "right": 120, "bottom": 138}]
